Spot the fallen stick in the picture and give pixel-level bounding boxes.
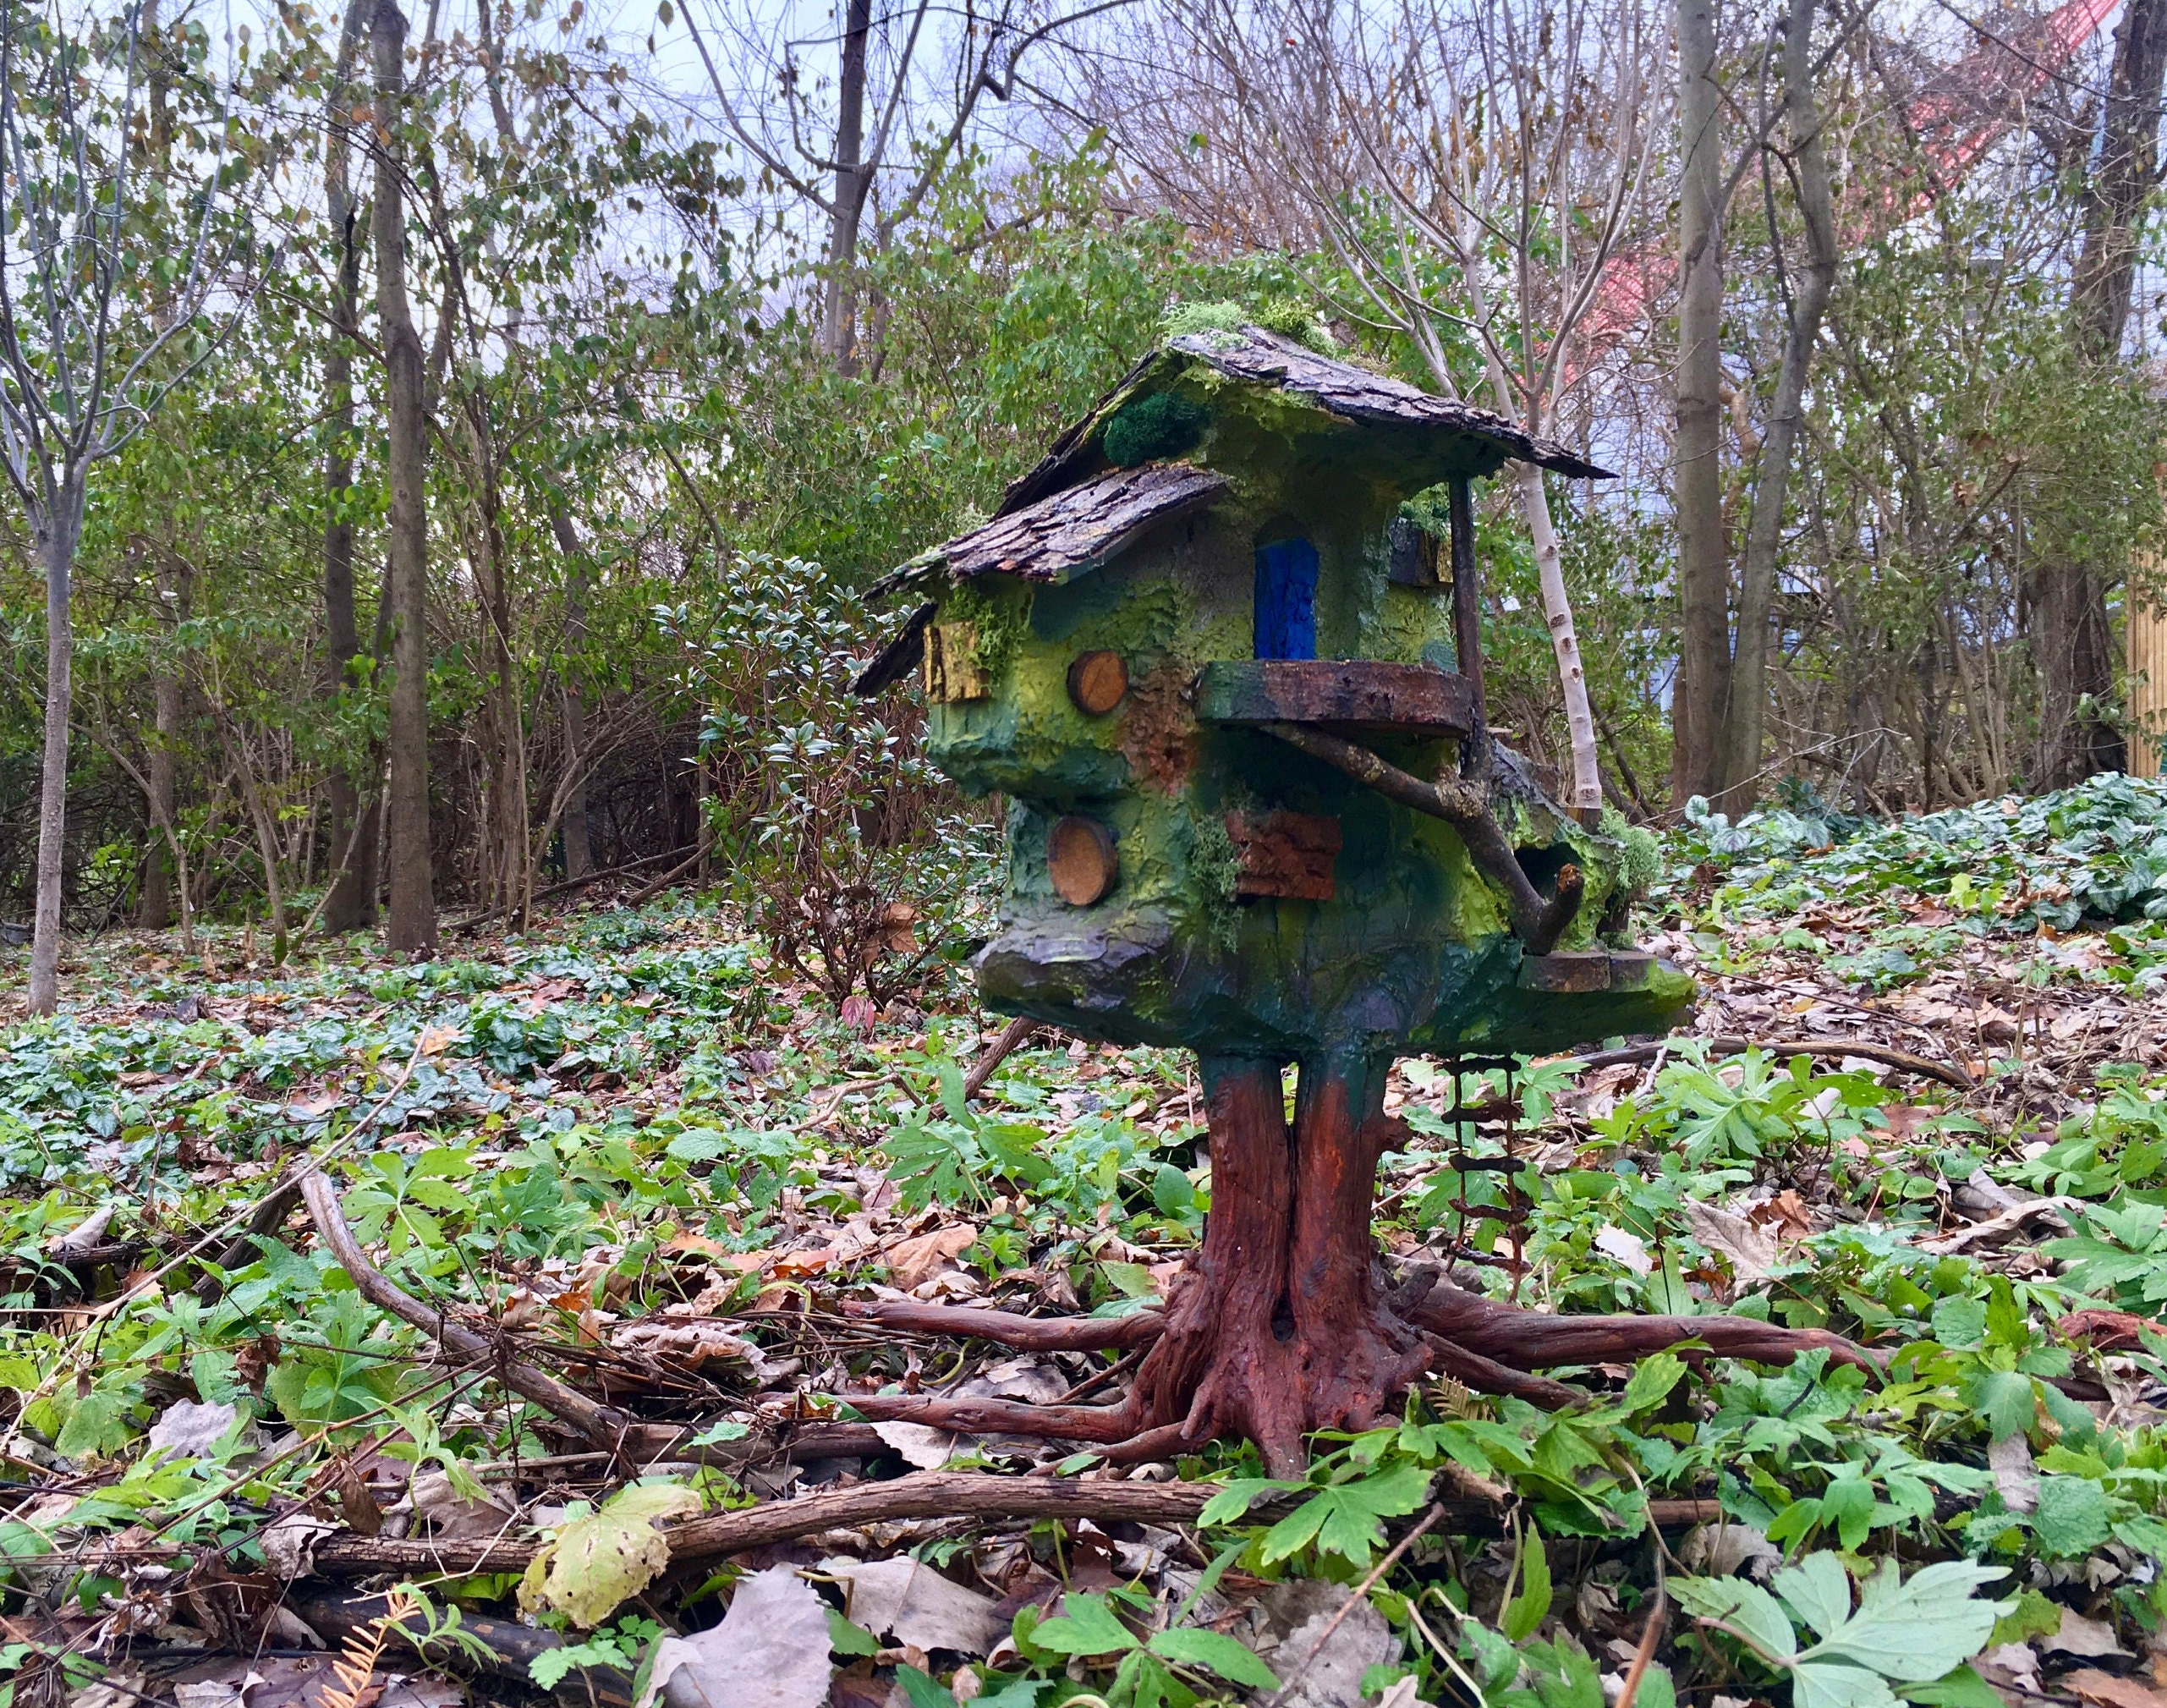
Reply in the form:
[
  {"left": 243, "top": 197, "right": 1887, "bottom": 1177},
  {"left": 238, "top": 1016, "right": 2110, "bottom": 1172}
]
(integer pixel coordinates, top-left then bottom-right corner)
[
  {"left": 623, "top": 845, "right": 707, "bottom": 908},
  {"left": 297, "top": 1168, "right": 634, "bottom": 1450},
  {"left": 1566, "top": 1034, "right": 1977, "bottom": 1092},
  {"left": 301, "top": 1471, "right": 1723, "bottom": 1576},
  {"left": 294, "top": 1590, "right": 633, "bottom": 1706},
  {"left": 963, "top": 1015, "right": 1043, "bottom": 1099},
  {"left": 195, "top": 1178, "right": 304, "bottom": 1304},
  {"left": 446, "top": 845, "right": 701, "bottom": 934}
]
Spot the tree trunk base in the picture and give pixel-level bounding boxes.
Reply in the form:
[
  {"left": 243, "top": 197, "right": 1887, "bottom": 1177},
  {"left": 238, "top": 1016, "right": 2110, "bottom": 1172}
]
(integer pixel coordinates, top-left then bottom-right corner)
[{"left": 847, "top": 1055, "right": 1873, "bottom": 1477}]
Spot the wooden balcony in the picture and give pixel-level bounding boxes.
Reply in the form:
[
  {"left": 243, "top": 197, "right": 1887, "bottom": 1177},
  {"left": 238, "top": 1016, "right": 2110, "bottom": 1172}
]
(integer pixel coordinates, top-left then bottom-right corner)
[{"left": 1193, "top": 658, "right": 1476, "bottom": 738}]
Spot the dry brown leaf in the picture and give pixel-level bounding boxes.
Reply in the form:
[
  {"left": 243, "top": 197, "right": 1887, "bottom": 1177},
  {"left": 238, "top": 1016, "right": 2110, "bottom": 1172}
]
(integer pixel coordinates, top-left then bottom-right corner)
[
  {"left": 1684, "top": 1201, "right": 1779, "bottom": 1282},
  {"left": 612, "top": 1318, "right": 758, "bottom": 1371},
  {"left": 888, "top": 1223, "right": 979, "bottom": 1290},
  {"left": 820, "top": 1555, "right": 1004, "bottom": 1656},
  {"left": 2063, "top": 1671, "right": 2167, "bottom": 1708}
]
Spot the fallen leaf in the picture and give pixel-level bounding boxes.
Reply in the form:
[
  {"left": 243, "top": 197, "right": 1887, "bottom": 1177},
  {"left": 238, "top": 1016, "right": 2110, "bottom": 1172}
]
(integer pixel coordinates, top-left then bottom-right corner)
[
  {"left": 1679, "top": 1520, "right": 1782, "bottom": 1581},
  {"left": 662, "top": 1233, "right": 734, "bottom": 1260},
  {"left": 1988, "top": 1434, "right": 2039, "bottom": 1515},
  {"left": 2065, "top": 1673, "right": 2167, "bottom": 1708},
  {"left": 968, "top": 1354, "right": 1069, "bottom": 1404},
  {"left": 259, "top": 1513, "right": 337, "bottom": 1580},
  {"left": 416, "top": 1024, "right": 461, "bottom": 1056},
  {"left": 1594, "top": 1225, "right": 1653, "bottom": 1276},
  {"left": 1749, "top": 1189, "right": 1814, "bottom": 1242},
  {"left": 1244, "top": 1579, "right": 1400, "bottom": 1708},
  {"left": 519, "top": 1481, "right": 704, "bottom": 1628},
  {"left": 821, "top": 1555, "right": 1004, "bottom": 1656},
  {"left": 887, "top": 1223, "right": 978, "bottom": 1290},
  {"left": 613, "top": 1318, "right": 758, "bottom": 1371},
  {"left": 635, "top": 1566, "right": 833, "bottom": 1708},
  {"left": 2058, "top": 1309, "right": 2158, "bottom": 1352},
  {"left": 2044, "top": 1612, "right": 2129, "bottom": 1660},
  {"left": 872, "top": 1420, "right": 962, "bottom": 1469},
  {"left": 405, "top": 1469, "right": 517, "bottom": 1539},
  {"left": 1685, "top": 1200, "right": 1779, "bottom": 1282},
  {"left": 47, "top": 1205, "right": 116, "bottom": 1255},
  {"left": 771, "top": 1249, "right": 833, "bottom": 1279},
  {"left": 145, "top": 1399, "right": 235, "bottom": 1461}
]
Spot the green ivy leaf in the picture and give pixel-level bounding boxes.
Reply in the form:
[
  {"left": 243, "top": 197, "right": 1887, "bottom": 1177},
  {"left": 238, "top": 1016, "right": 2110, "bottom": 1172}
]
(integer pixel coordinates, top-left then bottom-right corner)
[
  {"left": 1147, "top": 1627, "right": 1278, "bottom": 1689},
  {"left": 2031, "top": 1475, "right": 2112, "bottom": 1556},
  {"left": 1029, "top": 1592, "right": 1140, "bottom": 1656}
]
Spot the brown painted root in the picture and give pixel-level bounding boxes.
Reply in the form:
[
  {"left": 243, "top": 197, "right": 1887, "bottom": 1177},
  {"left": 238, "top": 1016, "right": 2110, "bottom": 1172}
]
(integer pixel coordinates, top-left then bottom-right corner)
[
  {"left": 837, "top": 1059, "right": 1877, "bottom": 1476},
  {"left": 1403, "top": 1269, "right": 1882, "bottom": 1376}
]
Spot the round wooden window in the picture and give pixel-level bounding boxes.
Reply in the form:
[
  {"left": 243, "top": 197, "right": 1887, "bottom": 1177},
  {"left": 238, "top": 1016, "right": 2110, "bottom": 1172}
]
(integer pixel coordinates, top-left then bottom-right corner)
[
  {"left": 1047, "top": 816, "right": 1119, "bottom": 907},
  {"left": 1067, "top": 650, "right": 1128, "bottom": 715}
]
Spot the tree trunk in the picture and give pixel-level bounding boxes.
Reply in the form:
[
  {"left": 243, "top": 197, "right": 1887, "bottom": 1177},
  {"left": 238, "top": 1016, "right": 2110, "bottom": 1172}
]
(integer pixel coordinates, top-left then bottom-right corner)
[
  {"left": 138, "top": 553, "right": 188, "bottom": 930},
  {"left": 2032, "top": 0, "right": 2166, "bottom": 786},
  {"left": 548, "top": 506, "right": 592, "bottom": 882},
  {"left": 818, "top": 0, "right": 873, "bottom": 368},
  {"left": 1715, "top": 0, "right": 1837, "bottom": 810},
  {"left": 322, "top": 0, "right": 376, "bottom": 932},
  {"left": 2073, "top": 0, "right": 2167, "bottom": 364},
  {"left": 851, "top": 1045, "right": 1873, "bottom": 1472},
  {"left": 1672, "top": 0, "right": 1728, "bottom": 805},
  {"left": 1513, "top": 465, "right": 1604, "bottom": 823},
  {"left": 373, "top": 0, "right": 436, "bottom": 956},
  {"left": 29, "top": 484, "right": 85, "bottom": 1015},
  {"left": 472, "top": 459, "right": 527, "bottom": 925},
  {"left": 134, "top": 0, "right": 181, "bottom": 934},
  {"left": 1127, "top": 1055, "right": 1429, "bottom": 1478}
]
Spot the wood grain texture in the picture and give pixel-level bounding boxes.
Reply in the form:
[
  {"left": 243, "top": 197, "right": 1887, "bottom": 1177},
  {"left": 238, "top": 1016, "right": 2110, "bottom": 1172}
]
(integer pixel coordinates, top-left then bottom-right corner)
[
  {"left": 1194, "top": 658, "right": 1477, "bottom": 736},
  {"left": 1067, "top": 649, "right": 1129, "bottom": 714},
  {"left": 870, "top": 462, "right": 1228, "bottom": 598},
  {"left": 1047, "top": 816, "right": 1118, "bottom": 905}
]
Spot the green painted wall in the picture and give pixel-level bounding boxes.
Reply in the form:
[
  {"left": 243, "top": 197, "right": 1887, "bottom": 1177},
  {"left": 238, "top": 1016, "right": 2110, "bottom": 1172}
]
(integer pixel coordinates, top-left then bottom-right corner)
[{"left": 916, "top": 378, "right": 1689, "bottom": 1062}]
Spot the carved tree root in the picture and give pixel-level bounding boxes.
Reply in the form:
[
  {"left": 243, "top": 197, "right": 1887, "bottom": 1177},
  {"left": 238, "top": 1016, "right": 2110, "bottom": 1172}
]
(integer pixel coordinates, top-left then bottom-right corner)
[{"left": 843, "top": 1057, "right": 1874, "bottom": 1475}]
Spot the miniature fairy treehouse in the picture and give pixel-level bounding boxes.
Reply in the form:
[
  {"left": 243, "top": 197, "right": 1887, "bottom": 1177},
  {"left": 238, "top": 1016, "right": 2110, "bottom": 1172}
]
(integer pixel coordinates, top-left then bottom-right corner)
[{"left": 849, "top": 327, "right": 1861, "bottom": 1475}]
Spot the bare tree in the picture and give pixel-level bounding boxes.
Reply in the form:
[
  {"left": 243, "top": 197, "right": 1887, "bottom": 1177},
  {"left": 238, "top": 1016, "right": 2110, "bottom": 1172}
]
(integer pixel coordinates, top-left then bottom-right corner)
[
  {"left": 681, "top": 0, "right": 1133, "bottom": 366},
  {"left": 1672, "top": 0, "right": 1726, "bottom": 804},
  {"left": 0, "top": 0, "right": 238, "bottom": 1013},
  {"left": 1142, "top": 0, "right": 1671, "bottom": 821},
  {"left": 1714, "top": 0, "right": 1839, "bottom": 806},
  {"left": 2030, "top": 0, "right": 2167, "bottom": 786},
  {"left": 320, "top": 0, "right": 377, "bottom": 932}
]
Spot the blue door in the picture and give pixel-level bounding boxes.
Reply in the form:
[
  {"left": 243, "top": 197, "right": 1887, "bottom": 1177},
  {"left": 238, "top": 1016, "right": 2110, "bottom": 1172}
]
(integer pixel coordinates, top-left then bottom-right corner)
[{"left": 1254, "top": 537, "right": 1319, "bottom": 660}]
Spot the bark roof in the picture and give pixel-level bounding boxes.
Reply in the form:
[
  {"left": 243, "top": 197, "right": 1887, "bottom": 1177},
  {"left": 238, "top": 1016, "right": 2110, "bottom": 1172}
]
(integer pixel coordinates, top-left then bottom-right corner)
[
  {"left": 867, "top": 462, "right": 1231, "bottom": 601},
  {"left": 998, "top": 326, "right": 1610, "bottom": 516}
]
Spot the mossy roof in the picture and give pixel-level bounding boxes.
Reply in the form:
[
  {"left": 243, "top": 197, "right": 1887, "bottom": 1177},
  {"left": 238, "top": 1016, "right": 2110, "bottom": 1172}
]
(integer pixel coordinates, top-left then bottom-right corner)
[
  {"left": 1000, "top": 325, "right": 1610, "bottom": 517},
  {"left": 868, "top": 463, "right": 1229, "bottom": 601}
]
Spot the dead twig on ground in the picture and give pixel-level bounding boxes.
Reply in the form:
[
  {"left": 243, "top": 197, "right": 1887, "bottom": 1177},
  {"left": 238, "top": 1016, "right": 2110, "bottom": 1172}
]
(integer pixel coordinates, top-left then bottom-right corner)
[
  {"left": 282, "top": 1474, "right": 1721, "bottom": 1575},
  {"left": 1566, "top": 1034, "right": 1977, "bottom": 1092},
  {"left": 964, "top": 1015, "right": 1043, "bottom": 1099},
  {"left": 297, "top": 1167, "right": 635, "bottom": 1450}
]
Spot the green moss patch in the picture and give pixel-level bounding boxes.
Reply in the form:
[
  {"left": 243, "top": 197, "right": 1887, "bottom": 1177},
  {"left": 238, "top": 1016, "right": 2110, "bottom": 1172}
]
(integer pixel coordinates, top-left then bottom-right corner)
[{"left": 1102, "top": 392, "right": 1211, "bottom": 468}]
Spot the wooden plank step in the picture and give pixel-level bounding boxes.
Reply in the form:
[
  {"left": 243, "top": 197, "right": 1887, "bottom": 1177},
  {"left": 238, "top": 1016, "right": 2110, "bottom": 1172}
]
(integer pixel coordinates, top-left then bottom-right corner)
[{"left": 1193, "top": 659, "right": 1476, "bottom": 737}]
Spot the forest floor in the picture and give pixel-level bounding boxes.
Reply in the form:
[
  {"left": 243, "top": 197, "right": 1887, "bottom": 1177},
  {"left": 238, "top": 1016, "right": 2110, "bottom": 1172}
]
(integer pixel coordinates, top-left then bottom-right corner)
[{"left": 4, "top": 777, "right": 2167, "bottom": 1708}]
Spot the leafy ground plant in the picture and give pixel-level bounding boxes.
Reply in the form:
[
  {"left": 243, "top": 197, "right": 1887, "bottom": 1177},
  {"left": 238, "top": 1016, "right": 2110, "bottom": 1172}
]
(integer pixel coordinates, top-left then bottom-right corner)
[{"left": 0, "top": 791, "right": 2164, "bottom": 1707}]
